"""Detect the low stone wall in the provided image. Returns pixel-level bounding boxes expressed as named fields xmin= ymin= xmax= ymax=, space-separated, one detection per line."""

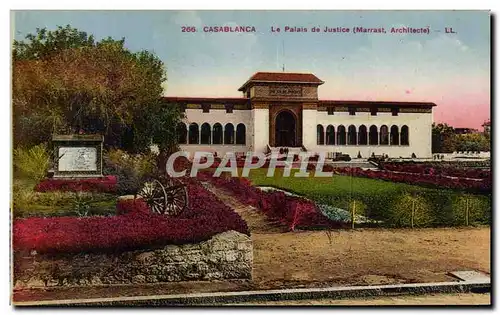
xmin=14 ymin=230 xmax=252 ymax=289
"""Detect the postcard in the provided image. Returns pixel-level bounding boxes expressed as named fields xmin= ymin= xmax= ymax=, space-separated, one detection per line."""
xmin=11 ymin=10 xmax=491 ymax=306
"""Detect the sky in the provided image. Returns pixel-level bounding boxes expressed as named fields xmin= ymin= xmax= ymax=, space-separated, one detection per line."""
xmin=12 ymin=10 xmax=491 ymax=129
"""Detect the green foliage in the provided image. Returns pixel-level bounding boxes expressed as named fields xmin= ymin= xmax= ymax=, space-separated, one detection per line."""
xmin=431 ymin=123 xmax=491 ymax=153
xmin=105 ymin=149 xmax=156 ymax=178
xmin=248 ymin=168 xmax=491 ymax=228
xmin=450 ymin=194 xmax=491 ymax=225
xmin=13 ymin=144 xmax=50 ymax=181
xmin=72 ymin=192 xmax=91 ymax=217
xmin=12 ymin=179 xmax=116 ymax=218
xmin=133 ymin=100 xmax=184 ymax=154
xmin=103 ymin=149 xmax=157 ymax=195
xmin=12 ymin=25 xmax=182 ymax=153
xmin=349 ymin=199 xmax=368 ymax=218
xmin=388 ymin=193 xmax=433 ymax=227
xmin=455 ymin=133 xmax=490 ymax=152
xmin=432 ymin=123 xmax=457 ymax=153
xmin=13 ymin=25 xmax=96 ymax=61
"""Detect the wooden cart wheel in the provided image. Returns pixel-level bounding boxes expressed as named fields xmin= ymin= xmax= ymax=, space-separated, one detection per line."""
xmin=138 ymin=179 xmax=167 ymax=214
xmin=163 ymin=177 xmax=188 ymax=216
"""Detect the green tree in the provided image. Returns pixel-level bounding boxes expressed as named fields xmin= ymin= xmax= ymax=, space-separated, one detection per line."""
xmin=432 ymin=123 xmax=457 ymax=153
xmin=134 ymin=100 xmax=184 ymax=172
xmin=13 ymin=25 xmax=96 ymax=61
xmin=456 ymin=133 xmax=490 ymax=152
xmin=13 ymin=25 xmax=183 ymax=163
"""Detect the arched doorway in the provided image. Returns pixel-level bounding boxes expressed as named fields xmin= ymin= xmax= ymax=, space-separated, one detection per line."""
xmin=275 ymin=110 xmax=296 ymax=147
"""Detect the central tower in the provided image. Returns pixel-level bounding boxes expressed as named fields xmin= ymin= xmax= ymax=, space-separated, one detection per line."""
xmin=238 ymin=72 xmax=324 ymax=150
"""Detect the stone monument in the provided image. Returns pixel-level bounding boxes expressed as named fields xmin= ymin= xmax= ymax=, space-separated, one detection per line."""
xmin=52 ymin=135 xmax=104 ymax=178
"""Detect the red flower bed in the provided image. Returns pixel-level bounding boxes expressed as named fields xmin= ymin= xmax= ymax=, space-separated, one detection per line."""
xmin=115 ymin=198 xmax=150 ymax=215
xmin=381 ymin=162 xmax=491 ymax=180
xmin=35 ymin=176 xmax=118 ymax=193
xmin=334 ymin=167 xmax=491 ymax=193
xmin=14 ymin=180 xmax=249 ymax=254
xmin=197 ymin=171 xmax=346 ymax=230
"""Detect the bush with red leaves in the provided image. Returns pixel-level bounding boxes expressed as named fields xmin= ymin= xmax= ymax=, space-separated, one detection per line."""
xmin=35 ymin=176 xmax=118 ymax=193
xmin=14 ymin=180 xmax=249 ymax=254
xmin=115 ymin=198 xmax=150 ymax=215
xmin=172 ymin=155 xmax=192 ymax=173
xmin=380 ymin=162 xmax=491 ymax=180
xmin=334 ymin=167 xmax=491 ymax=193
xmin=198 ymin=171 xmax=346 ymax=230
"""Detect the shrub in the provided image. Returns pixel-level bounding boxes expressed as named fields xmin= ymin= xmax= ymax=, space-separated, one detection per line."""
xmin=115 ymin=198 xmax=150 ymax=215
xmin=35 ymin=176 xmax=117 ymax=193
xmin=380 ymin=162 xmax=491 ymax=180
xmin=103 ymin=149 xmax=157 ymax=195
xmin=450 ymin=194 xmax=491 ymax=225
xmin=347 ymin=199 xmax=368 ymax=219
xmin=72 ymin=192 xmax=91 ymax=216
xmin=387 ymin=193 xmax=433 ymax=227
xmin=105 ymin=149 xmax=156 ymax=178
xmin=335 ymin=167 xmax=491 ymax=193
xmin=13 ymin=144 xmax=50 ymax=181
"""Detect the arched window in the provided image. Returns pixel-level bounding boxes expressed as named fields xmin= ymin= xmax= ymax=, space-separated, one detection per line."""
xmin=200 ymin=123 xmax=211 ymax=144
xmin=401 ymin=125 xmax=409 ymax=145
xmin=188 ymin=123 xmax=199 ymax=144
xmin=369 ymin=125 xmax=378 ymax=145
xmin=337 ymin=125 xmax=346 ymax=145
xmin=236 ymin=123 xmax=246 ymax=145
xmin=380 ymin=125 xmax=389 ymax=145
xmin=224 ymin=123 xmax=235 ymax=144
xmin=348 ymin=125 xmax=357 ymax=145
xmin=177 ymin=122 xmax=187 ymax=144
xmin=390 ymin=125 xmax=399 ymax=145
xmin=326 ymin=125 xmax=335 ymax=145
xmin=212 ymin=123 xmax=223 ymax=144
xmin=358 ymin=125 xmax=368 ymax=145
xmin=317 ymin=125 xmax=325 ymax=145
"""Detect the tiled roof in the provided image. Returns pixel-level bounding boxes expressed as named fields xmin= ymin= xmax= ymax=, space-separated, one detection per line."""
xmin=238 ymin=72 xmax=324 ymax=91
xmin=319 ymin=100 xmax=437 ymax=107
xmin=162 ymin=96 xmax=248 ymax=104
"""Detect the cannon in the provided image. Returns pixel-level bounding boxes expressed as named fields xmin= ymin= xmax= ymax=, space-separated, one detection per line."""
xmin=137 ymin=175 xmax=188 ymax=216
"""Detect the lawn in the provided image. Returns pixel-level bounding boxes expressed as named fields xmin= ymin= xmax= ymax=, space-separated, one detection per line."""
xmin=247 ymin=168 xmax=491 ymax=227
xmin=248 ymin=168 xmax=418 ymax=196
xmin=12 ymin=178 xmax=117 ymax=218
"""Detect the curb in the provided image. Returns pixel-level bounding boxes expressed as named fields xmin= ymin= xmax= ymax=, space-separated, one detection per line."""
xmin=14 ymin=280 xmax=490 ymax=306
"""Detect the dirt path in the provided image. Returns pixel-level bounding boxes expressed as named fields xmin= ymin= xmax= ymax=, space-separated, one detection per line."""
xmin=251 ymin=227 xmax=490 ymax=289
xmin=206 ymin=184 xmax=288 ymax=234
xmin=208 ymin=184 xmax=490 ymax=288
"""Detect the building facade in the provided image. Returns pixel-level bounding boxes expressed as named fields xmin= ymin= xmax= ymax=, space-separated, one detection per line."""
xmin=164 ymin=72 xmax=436 ymax=158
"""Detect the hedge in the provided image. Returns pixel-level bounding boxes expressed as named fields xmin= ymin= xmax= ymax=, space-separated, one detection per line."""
xmin=332 ymin=167 xmax=491 ymax=194
xmin=35 ymin=176 xmax=118 ymax=193
xmin=380 ymin=162 xmax=491 ymax=179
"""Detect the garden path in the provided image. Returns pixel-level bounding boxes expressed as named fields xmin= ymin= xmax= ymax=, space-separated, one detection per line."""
xmin=203 ymin=183 xmax=288 ymax=234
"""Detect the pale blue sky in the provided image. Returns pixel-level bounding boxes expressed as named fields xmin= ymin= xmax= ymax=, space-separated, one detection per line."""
xmin=12 ymin=10 xmax=491 ymax=128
